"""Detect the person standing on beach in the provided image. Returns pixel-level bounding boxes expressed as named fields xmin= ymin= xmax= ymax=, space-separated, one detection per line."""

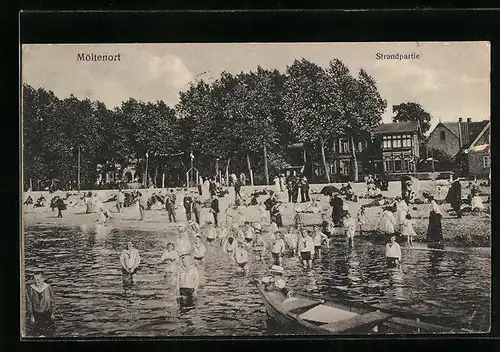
xmin=116 ymin=189 xmax=125 ymax=213
xmin=209 ymin=178 xmax=217 ymax=197
xmin=378 ymin=206 xmax=396 ymax=235
xmin=192 ymin=192 xmax=202 ymax=225
xmin=402 ymin=213 xmax=416 ymax=247
xmin=120 ymin=241 xmax=141 ymax=285
xmin=55 ymin=197 xmax=66 ymax=218
xmin=183 ymin=190 xmax=193 ymax=222
xmin=26 ymin=272 xmax=56 ymax=336
xmin=234 ymin=178 xmax=243 ymax=202
xmin=210 ymin=194 xmax=220 ymax=227
xmin=446 ymin=175 xmax=462 ymax=218
xmin=300 ymin=176 xmax=310 ymax=203
xmin=165 ymin=189 xmax=177 ymax=223
xmin=198 ymin=176 xmax=203 ymax=196
xmin=394 ymin=196 xmax=409 ymax=232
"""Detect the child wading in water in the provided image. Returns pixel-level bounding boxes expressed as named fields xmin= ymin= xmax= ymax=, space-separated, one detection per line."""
xmin=402 ymin=213 xmax=417 ymax=247
xmin=253 ymin=230 xmax=266 ymax=262
xmin=176 ymin=253 xmax=200 ymax=308
xmin=205 ymin=222 xmax=217 ymax=245
xmin=26 ymin=272 xmax=56 ymax=337
xmin=271 ymin=231 xmax=286 ymax=266
xmin=234 ymin=240 xmax=249 ymax=275
xmin=343 ymin=211 xmax=356 ymax=248
xmin=385 ymin=235 xmax=402 ymax=268
xmin=312 ymin=226 xmax=329 ymax=259
xmin=261 ymin=265 xmax=292 ymax=299
xmin=192 ymin=235 xmax=206 ymax=263
xmin=298 ymin=230 xmax=315 ymax=269
xmin=158 ymin=242 xmax=179 ymax=275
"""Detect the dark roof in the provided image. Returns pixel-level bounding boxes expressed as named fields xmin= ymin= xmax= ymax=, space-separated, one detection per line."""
xmin=374 ymin=121 xmax=420 ymax=135
xmin=440 ymin=122 xmax=460 ymax=138
xmin=465 ymin=120 xmax=489 ymax=148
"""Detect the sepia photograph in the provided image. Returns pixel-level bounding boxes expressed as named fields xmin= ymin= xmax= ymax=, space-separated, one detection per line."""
xmin=20 ymin=42 xmax=491 ymax=337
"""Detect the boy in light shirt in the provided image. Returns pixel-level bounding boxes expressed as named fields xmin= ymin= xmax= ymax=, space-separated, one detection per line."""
xmin=312 ymin=226 xmax=329 ymax=259
xmin=271 ymin=231 xmax=286 ymax=266
xmin=385 ymin=235 xmax=402 ymax=268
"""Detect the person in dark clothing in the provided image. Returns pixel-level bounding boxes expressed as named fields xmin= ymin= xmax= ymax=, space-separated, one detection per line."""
xmin=330 ymin=194 xmax=344 ymax=227
xmin=56 ymin=198 xmax=66 ymax=218
xmin=292 ymin=177 xmax=300 ymax=203
xmin=209 ymin=178 xmax=217 ymax=197
xmin=286 ymin=178 xmax=293 ymax=203
xmin=446 ymin=175 xmax=462 ymax=218
xmin=234 ymin=179 xmax=243 ymax=201
xmin=264 ymin=193 xmax=278 ymax=223
xmin=271 ymin=203 xmax=283 ymax=227
xmin=210 ymin=195 xmax=219 ymax=227
xmin=426 ymin=210 xmax=443 ymax=242
xmin=192 ymin=193 xmax=202 ymax=225
xmin=183 ymin=190 xmax=193 ymax=221
xmin=300 ymin=176 xmax=310 ymax=203
xmin=165 ymin=189 xmax=177 ymax=222
xmin=380 ymin=172 xmax=389 ymax=191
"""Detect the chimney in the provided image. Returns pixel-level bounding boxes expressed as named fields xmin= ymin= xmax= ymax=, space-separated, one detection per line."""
xmin=458 ymin=120 xmax=463 ymax=148
xmin=458 ymin=118 xmax=463 ymax=122
xmin=467 ymin=118 xmax=472 ymax=123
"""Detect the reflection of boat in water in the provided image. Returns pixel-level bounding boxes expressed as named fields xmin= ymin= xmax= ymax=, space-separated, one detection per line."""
xmin=256 ymin=283 xmax=458 ymax=334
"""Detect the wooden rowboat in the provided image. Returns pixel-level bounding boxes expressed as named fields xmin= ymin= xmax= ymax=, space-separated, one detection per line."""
xmin=256 ymin=283 xmax=457 ymax=334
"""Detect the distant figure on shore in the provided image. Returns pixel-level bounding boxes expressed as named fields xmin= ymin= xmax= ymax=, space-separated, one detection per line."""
xmin=446 ymin=175 xmax=462 ymax=218
xmin=137 ymin=192 xmax=146 ymax=221
xmin=209 ymin=178 xmax=217 ymax=197
xmin=192 ymin=193 xmax=202 ymax=225
xmin=378 ymin=207 xmax=396 ymax=235
xmin=198 ymin=176 xmax=203 ymax=195
xmin=176 ymin=253 xmax=199 ymax=308
xmin=165 ymin=189 xmax=177 ymax=223
xmin=55 ymin=197 xmax=67 ymax=218
xmin=300 ymin=176 xmax=310 ymax=203
xmin=26 ymin=271 xmax=56 ymax=337
xmin=183 ymin=190 xmax=193 ymax=222
xmin=385 ymin=235 xmax=401 ymax=268
xmin=120 ymin=242 xmax=141 ymax=285
xmin=240 ymin=173 xmax=246 ymax=186
xmin=271 ymin=202 xmax=283 ymax=228
xmin=34 ymin=195 xmax=46 ymax=208
xmin=234 ymin=178 xmax=243 ymax=201
xmin=279 ymin=174 xmax=286 ymax=192
xmin=210 ymin=194 xmax=220 ymax=227
xmin=116 ymin=190 xmax=125 ymax=213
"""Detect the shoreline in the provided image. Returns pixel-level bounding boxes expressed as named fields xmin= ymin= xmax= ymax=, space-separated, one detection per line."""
xmin=22 ymin=181 xmax=491 ymax=248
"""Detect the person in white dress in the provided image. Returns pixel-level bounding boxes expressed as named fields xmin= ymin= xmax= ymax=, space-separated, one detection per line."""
xmin=158 ymin=242 xmax=179 ymax=275
xmin=401 ymin=213 xmax=417 ymax=247
xmin=378 ymin=207 xmax=396 ymax=235
xmin=274 ymin=176 xmax=281 ymax=194
xmin=394 ymin=197 xmax=409 ymax=231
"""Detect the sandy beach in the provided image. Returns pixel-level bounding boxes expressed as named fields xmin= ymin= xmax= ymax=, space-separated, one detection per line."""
xmin=22 ymin=180 xmax=491 ymax=247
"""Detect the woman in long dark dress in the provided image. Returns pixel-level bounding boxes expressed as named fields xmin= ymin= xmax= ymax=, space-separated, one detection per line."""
xmin=426 ymin=210 xmax=443 ymax=243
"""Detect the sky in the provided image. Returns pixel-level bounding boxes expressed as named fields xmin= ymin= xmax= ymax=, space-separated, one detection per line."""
xmin=22 ymin=42 xmax=490 ymax=131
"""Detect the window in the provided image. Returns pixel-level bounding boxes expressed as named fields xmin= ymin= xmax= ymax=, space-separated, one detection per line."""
xmin=384 ymin=159 xmax=394 ymax=172
xmin=339 ymin=160 xmax=350 ymax=175
xmin=483 ymin=155 xmax=491 ymax=168
xmin=393 ymin=136 xmax=402 ymax=148
xmin=340 ymin=138 xmax=349 ymax=154
xmin=402 ymin=134 xmax=412 ymax=148
xmin=440 ymin=131 xmax=446 ymax=141
xmin=382 ymin=136 xmax=391 ymax=149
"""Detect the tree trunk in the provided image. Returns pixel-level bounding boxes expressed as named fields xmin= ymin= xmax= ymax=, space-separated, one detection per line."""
xmin=263 ymin=145 xmax=269 ymax=186
xmin=225 ymin=157 xmax=231 ymax=187
xmin=319 ymin=137 xmax=331 ymax=183
xmin=351 ymin=136 xmax=359 ymax=182
xmin=154 ymin=165 xmax=158 ymax=187
xmin=246 ymin=152 xmax=254 ymax=186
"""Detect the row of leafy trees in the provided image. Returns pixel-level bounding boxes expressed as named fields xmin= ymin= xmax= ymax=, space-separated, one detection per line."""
xmin=23 ymin=57 xmax=433 ymax=190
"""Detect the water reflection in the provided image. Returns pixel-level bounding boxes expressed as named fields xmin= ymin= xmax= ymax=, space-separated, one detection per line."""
xmin=22 ymin=225 xmax=490 ymax=336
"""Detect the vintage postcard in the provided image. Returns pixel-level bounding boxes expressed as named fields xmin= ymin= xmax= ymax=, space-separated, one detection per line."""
xmin=20 ymin=42 xmax=491 ymax=337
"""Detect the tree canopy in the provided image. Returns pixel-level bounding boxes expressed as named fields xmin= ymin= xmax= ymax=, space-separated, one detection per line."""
xmin=392 ymin=102 xmax=432 ymax=135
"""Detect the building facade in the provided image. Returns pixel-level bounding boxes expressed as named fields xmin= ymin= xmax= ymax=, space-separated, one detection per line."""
xmin=425 ymin=118 xmax=490 ymax=158
xmin=371 ymin=121 xmax=421 ymax=175
xmin=465 ymin=121 xmax=491 ymax=178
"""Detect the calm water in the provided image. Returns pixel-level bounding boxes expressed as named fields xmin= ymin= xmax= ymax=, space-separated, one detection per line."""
xmin=22 ymin=224 xmax=491 ymax=336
